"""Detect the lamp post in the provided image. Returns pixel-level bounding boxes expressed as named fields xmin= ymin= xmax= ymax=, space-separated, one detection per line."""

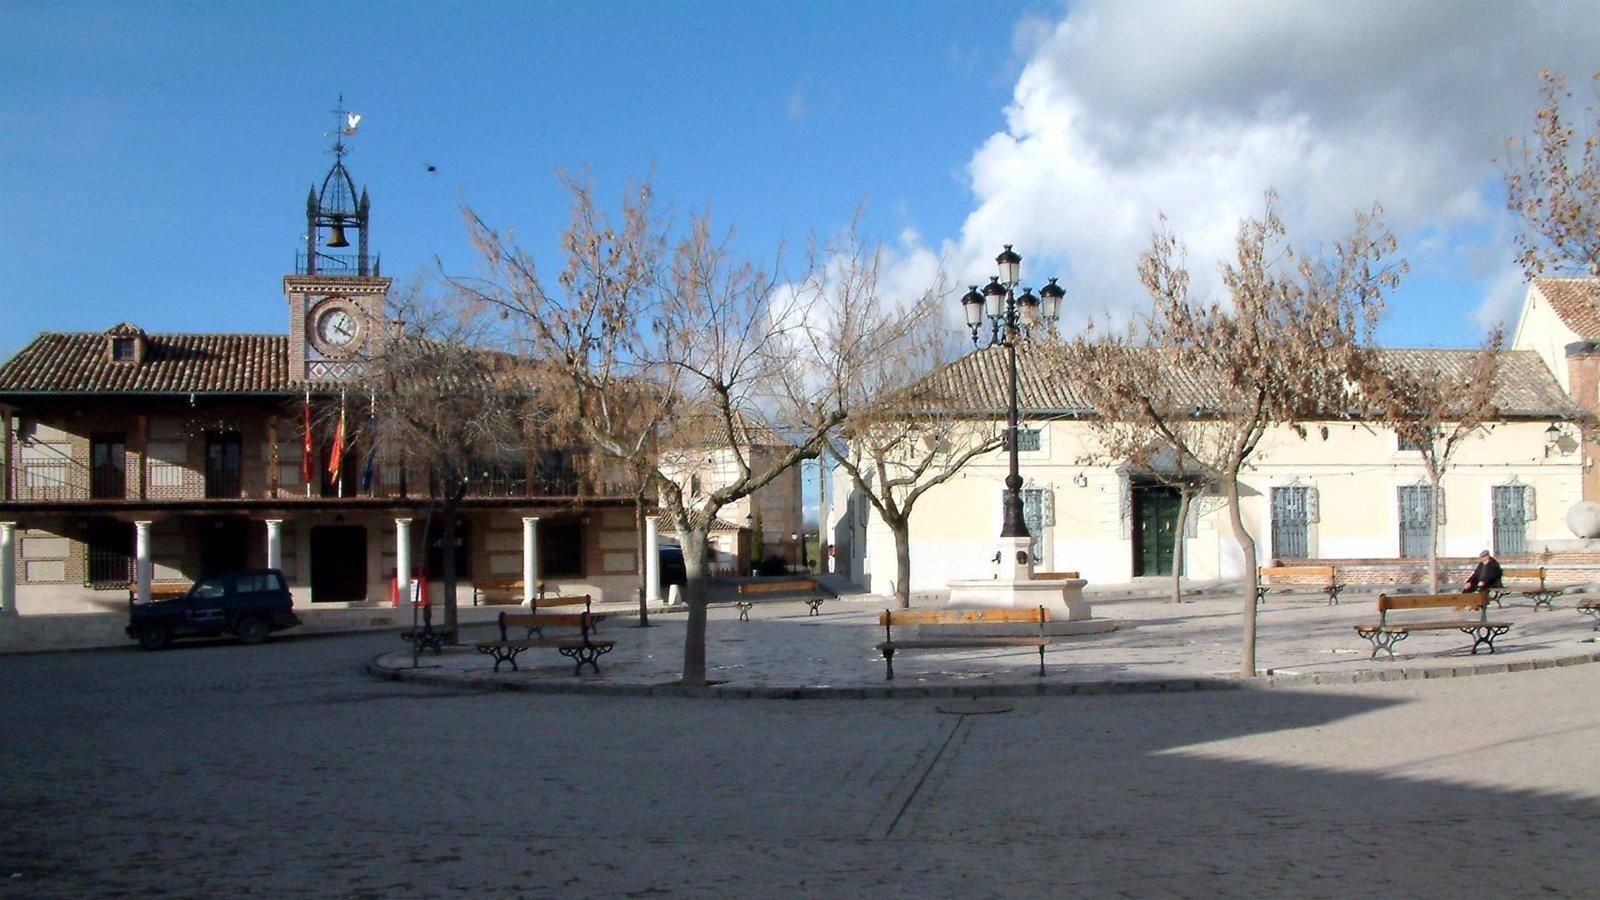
xmin=961 ymin=245 xmax=1064 ymax=543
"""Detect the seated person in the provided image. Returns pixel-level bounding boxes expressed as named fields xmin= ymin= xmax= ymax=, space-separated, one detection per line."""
xmin=1462 ymin=550 xmax=1503 ymax=594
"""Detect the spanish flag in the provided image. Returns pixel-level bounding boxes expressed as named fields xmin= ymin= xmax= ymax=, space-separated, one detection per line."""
xmin=328 ymin=404 xmax=347 ymax=479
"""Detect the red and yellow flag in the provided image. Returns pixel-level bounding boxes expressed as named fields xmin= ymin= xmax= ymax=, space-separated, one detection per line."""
xmin=327 ymin=404 xmax=347 ymax=479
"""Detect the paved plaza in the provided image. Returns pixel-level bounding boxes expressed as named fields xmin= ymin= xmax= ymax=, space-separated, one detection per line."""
xmin=373 ymin=588 xmax=1600 ymax=695
xmin=1 ymin=589 xmax=1597 ymax=897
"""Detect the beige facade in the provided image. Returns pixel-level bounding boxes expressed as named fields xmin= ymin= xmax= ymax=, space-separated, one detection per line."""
xmin=835 ymin=417 xmax=1579 ymax=595
xmin=660 ymin=442 xmax=804 ymax=572
xmin=1511 ymin=278 xmax=1600 ymax=499
xmin=834 ymin=279 xmax=1593 ymax=595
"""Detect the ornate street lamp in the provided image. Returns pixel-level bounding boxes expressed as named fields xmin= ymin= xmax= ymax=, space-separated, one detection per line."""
xmin=960 ymin=245 xmax=1064 ymax=542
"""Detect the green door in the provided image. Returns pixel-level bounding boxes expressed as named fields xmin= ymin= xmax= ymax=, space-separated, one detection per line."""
xmin=1133 ymin=485 xmax=1182 ymax=577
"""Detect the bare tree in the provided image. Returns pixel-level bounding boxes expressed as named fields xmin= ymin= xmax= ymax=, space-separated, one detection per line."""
xmin=458 ymin=175 xmax=852 ymax=685
xmin=808 ymin=229 xmax=1001 ymax=608
xmin=1502 ymin=70 xmax=1600 ymax=277
xmin=1352 ymin=341 xmax=1503 ymax=591
xmin=360 ymin=281 xmax=534 ymax=638
xmin=1067 ymin=194 xmax=1401 ymax=676
xmin=1049 ymin=349 xmax=1221 ymax=605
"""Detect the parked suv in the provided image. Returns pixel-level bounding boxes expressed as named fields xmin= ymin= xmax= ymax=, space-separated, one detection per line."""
xmin=127 ymin=568 xmax=301 ymax=650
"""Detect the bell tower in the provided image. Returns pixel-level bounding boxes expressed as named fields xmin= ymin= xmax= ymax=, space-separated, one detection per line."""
xmin=285 ymin=97 xmax=391 ymax=383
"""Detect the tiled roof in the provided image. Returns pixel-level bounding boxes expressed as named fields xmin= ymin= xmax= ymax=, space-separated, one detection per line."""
xmin=0 ymin=327 xmax=290 ymax=394
xmin=1373 ymin=348 xmax=1582 ymax=418
xmin=1533 ymin=277 xmax=1600 ymax=338
xmin=918 ymin=345 xmax=1581 ymax=420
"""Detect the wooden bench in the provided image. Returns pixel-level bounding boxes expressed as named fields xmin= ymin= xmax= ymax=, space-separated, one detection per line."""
xmin=531 ymin=593 xmax=605 ymax=631
xmin=1256 ymin=565 xmax=1344 ymax=605
xmin=1031 ymin=570 xmax=1080 ymax=580
xmin=471 ymin=577 xmax=525 ymax=606
xmin=876 ymin=606 xmax=1051 ymax=681
xmin=1354 ymin=593 xmax=1512 ymax=660
xmin=474 ymin=609 xmax=615 ymax=675
xmin=736 ymin=578 xmax=823 ymax=620
xmin=1488 ymin=567 xmax=1562 ymax=611
xmin=1577 ymin=597 xmax=1600 ymax=631
xmin=128 ymin=582 xmax=190 ymax=602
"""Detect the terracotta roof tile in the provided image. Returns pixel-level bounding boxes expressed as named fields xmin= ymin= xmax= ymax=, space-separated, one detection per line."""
xmin=0 ymin=328 xmax=290 ymax=394
xmin=918 ymin=345 xmax=1581 ymax=420
xmin=1533 ymin=277 xmax=1600 ymax=338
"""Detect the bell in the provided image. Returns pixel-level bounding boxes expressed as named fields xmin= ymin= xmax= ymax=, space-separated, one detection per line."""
xmin=326 ymin=224 xmax=350 ymax=248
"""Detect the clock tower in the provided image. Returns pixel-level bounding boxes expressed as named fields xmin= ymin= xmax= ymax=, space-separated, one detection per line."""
xmin=286 ymin=100 xmax=391 ymax=383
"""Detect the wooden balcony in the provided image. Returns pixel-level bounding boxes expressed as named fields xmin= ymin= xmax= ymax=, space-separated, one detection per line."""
xmin=4 ymin=458 xmax=632 ymax=505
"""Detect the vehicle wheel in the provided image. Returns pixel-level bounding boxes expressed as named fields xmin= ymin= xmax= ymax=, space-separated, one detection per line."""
xmin=235 ymin=617 xmax=270 ymax=645
xmin=137 ymin=623 xmax=170 ymax=651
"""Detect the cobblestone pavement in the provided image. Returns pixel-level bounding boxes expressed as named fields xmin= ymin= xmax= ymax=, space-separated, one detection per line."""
xmin=1 ymin=619 xmax=1597 ymax=898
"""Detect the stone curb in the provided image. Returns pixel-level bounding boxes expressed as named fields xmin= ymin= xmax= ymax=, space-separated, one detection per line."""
xmin=364 ymin=648 xmax=1600 ymax=700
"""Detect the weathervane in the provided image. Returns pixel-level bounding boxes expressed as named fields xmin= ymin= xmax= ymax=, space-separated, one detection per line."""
xmin=327 ymin=95 xmax=362 ymax=163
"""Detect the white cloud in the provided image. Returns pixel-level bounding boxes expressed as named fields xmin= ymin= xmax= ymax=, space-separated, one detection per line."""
xmin=921 ymin=0 xmax=1600 ymax=337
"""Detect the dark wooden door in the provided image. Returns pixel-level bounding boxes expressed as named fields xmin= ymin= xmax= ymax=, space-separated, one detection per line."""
xmin=310 ymin=525 xmax=368 ymax=602
xmin=1133 ymin=485 xmax=1181 ymax=577
xmin=199 ymin=518 xmax=250 ymax=576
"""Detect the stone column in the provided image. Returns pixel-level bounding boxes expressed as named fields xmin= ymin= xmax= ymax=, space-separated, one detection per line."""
xmin=0 ymin=522 xmax=17 ymax=616
xmin=522 ymin=516 xmax=539 ymax=607
xmin=819 ymin=463 xmax=832 ymax=574
xmin=135 ymin=520 xmax=152 ymax=605
xmin=645 ymin=515 xmax=661 ymax=604
xmin=395 ymin=518 xmax=412 ymax=607
xmin=265 ymin=519 xmax=283 ymax=571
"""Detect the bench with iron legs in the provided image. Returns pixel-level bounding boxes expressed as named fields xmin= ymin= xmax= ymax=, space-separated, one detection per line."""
xmin=474 ymin=609 xmax=615 ymax=675
xmin=876 ymin=606 xmax=1051 ymax=681
xmin=1487 ymin=567 xmax=1562 ymax=611
xmin=1354 ymin=592 xmax=1512 ymax=660
xmin=1256 ymin=565 xmax=1344 ymax=605
xmin=736 ymin=579 xmax=823 ymax=620
xmin=1578 ymin=598 xmax=1600 ymax=631
xmin=400 ymin=614 xmax=453 ymax=655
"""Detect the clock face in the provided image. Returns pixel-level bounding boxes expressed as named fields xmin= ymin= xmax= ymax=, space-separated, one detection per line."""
xmin=317 ymin=308 xmax=357 ymax=348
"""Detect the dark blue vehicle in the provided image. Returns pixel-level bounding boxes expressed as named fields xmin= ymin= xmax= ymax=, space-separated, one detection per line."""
xmin=127 ymin=568 xmax=301 ymax=650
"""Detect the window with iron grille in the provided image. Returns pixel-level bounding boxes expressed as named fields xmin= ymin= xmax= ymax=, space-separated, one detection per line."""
xmin=1492 ymin=485 xmax=1528 ymax=556
xmin=1021 ymin=487 xmax=1053 ymax=560
xmin=1004 ymin=428 xmax=1042 ymax=452
xmin=1271 ymin=486 xmax=1310 ymax=559
xmin=1397 ymin=484 xmax=1433 ymax=558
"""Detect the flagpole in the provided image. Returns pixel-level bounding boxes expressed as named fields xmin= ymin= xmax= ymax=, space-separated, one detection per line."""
xmin=304 ymin=388 xmax=312 ymax=498
xmin=337 ymin=390 xmax=346 ymax=499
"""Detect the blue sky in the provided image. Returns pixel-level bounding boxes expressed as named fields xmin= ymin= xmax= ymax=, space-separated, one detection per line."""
xmin=3 ymin=0 xmax=1597 ymax=366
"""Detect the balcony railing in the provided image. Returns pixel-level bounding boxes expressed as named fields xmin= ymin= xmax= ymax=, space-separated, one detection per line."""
xmin=294 ymin=251 xmax=381 ymax=277
xmin=7 ymin=459 xmax=629 ymax=503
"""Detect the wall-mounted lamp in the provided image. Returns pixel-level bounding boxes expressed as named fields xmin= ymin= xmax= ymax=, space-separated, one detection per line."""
xmin=1545 ymin=422 xmax=1562 ymax=457
xmin=1072 ymin=473 xmax=1089 ymax=488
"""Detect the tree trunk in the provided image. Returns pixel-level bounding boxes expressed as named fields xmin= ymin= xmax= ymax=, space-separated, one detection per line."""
xmin=440 ymin=498 xmax=459 ymax=642
xmin=678 ymin=523 xmax=713 ymax=685
xmin=1170 ymin=489 xmax=1191 ymax=604
xmin=1223 ymin=474 xmax=1258 ymax=676
xmin=891 ymin=516 xmax=912 ymax=609
xmin=1427 ymin=468 xmax=1442 ymax=593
